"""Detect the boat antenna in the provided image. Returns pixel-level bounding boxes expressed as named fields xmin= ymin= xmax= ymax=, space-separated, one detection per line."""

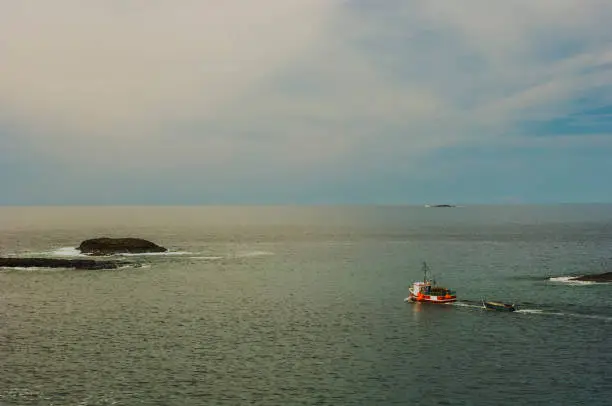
xmin=422 ymin=261 xmax=429 ymax=282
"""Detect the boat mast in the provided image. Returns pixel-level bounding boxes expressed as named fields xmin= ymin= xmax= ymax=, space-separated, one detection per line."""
xmin=422 ymin=261 xmax=429 ymax=283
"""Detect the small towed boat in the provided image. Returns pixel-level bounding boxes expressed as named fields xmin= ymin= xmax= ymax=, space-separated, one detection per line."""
xmin=482 ymin=300 xmax=517 ymax=312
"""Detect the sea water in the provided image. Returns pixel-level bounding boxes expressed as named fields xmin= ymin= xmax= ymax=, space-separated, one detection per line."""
xmin=1 ymin=205 xmax=611 ymax=405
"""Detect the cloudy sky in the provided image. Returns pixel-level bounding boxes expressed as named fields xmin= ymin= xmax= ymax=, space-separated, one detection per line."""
xmin=1 ymin=0 xmax=612 ymax=205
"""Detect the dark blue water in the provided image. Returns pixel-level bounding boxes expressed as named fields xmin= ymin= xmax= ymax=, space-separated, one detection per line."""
xmin=1 ymin=206 xmax=611 ymax=405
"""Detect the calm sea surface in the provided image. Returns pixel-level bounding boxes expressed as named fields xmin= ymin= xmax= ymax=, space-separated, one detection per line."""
xmin=1 ymin=205 xmax=611 ymax=405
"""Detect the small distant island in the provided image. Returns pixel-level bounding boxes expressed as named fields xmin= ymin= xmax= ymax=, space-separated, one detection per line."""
xmin=425 ymin=204 xmax=456 ymax=208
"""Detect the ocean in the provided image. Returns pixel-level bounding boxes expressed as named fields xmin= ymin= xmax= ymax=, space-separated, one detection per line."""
xmin=1 ymin=205 xmax=611 ymax=405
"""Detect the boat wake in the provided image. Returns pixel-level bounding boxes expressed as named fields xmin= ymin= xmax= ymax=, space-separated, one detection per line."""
xmin=514 ymin=308 xmax=543 ymax=314
xmin=451 ymin=300 xmax=612 ymax=322
xmin=453 ymin=301 xmax=483 ymax=309
xmin=517 ymin=309 xmax=612 ymax=322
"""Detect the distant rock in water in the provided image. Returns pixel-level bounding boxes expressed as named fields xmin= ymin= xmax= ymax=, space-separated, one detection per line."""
xmin=572 ymin=272 xmax=612 ymax=282
xmin=78 ymin=237 xmax=167 ymax=256
xmin=0 ymin=257 xmax=131 ymax=270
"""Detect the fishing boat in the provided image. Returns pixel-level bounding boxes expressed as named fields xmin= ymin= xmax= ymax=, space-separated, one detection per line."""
xmin=405 ymin=262 xmax=457 ymax=304
xmin=482 ymin=300 xmax=517 ymax=312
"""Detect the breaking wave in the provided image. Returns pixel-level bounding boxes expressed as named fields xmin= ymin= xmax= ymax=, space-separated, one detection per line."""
xmin=51 ymin=247 xmax=87 ymax=257
xmin=548 ymin=276 xmax=598 ymax=285
xmin=19 ymin=247 xmax=193 ymax=258
xmin=5 ymin=246 xmax=275 ymax=261
xmin=0 ymin=266 xmax=64 ymax=272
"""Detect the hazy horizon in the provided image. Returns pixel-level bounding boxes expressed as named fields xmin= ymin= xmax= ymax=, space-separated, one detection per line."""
xmin=2 ymin=202 xmax=612 ymax=207
xmin=2 ymin=201 xmax=612 ymax=207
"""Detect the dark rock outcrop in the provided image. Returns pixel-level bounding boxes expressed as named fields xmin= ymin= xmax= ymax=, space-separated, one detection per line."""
xmin=572 ymin=272 xmax=612 ymax=282
xmin=77 ymin=237 xmax=167 ymax=256
xmin=0 ymin=257 xmax=131 ymax=270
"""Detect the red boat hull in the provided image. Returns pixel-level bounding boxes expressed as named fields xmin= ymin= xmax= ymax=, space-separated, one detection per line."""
xmin=407 ymin=294 xmax=457 ymax=303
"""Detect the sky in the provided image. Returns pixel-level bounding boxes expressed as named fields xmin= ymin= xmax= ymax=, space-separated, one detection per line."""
xmin=1 ymin=0 xmax=612 ymax=205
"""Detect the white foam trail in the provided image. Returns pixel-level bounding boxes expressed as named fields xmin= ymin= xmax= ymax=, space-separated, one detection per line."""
xmin=116 ymin=264 xmax=149 ymax=270
xmin=517 ymin=309 xmax=612 ymax=322
xmin=515 ymin=309 xmax=544 ymax=314
xmin=118 ymin=251 xmax=192 ymax=257
xmin=565 ymin=313 xmax=612 ymax=321
xmin=416 ymin=299 xmax=612 ymax=322
xmin=548 ymin=276 xmax=597 ymax=285
xmin=234 ymin=250 xmax=275 ymax=258
xmin=0 ymin=247 xmax=83 ymax=257
xmin=453 ymin=302 xmax=484 ymax=309
xmin=26 ymin=247 xmax=88 ymax=257
xmin=2 ymin=264 xmax=147 ymax=271
xmin=549 ymin=276 xmax=574 ymax=282
xmin=51 ymin=247 xmax=85 ymax=257
xmin=190 ymin=256 xmax=224 ymax=260
xmin=0 ymin=266 xmax=65 ymax=271
xmin=41 ymin=247 xmax=193 ymax=257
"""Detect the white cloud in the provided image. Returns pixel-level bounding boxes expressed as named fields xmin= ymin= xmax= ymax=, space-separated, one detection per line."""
xmin=413 ymin=0 xmax=612 ymax=124
xmin=0 ymin=1 xmax=334 ymax=137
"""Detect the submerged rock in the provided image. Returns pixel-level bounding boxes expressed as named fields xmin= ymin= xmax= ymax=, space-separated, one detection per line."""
xmin=0 ymin=257 xmax=130 ymax=270
xmin=572 ymin=271 xmax=612 ymax=282
xmin=77 ymin=237 xmax=167 ymax=256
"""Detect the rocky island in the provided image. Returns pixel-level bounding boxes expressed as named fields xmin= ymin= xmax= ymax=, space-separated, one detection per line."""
xmin=571 ymin=271 xmax=612 ymax=283
xmin=0 ymin=257 xmax=132 ymax=270
xmin=78 ymin=237 xmax=167 ymax=256
xmin=0 ymin=238 xmax=166 ymax=270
